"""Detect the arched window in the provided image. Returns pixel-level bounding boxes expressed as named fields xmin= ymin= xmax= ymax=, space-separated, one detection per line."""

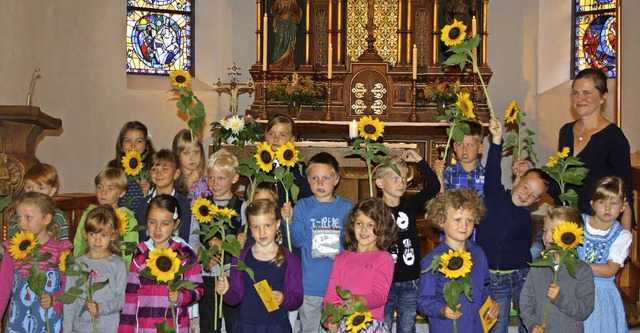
xmin=126 ymin=0 xmax=194 ymax=75
xmin=572 ymin=0 xmax=617 ymax=78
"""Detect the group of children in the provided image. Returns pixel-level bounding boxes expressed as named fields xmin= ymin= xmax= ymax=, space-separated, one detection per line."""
xmin=0 ymin=115 xmax=632 ymax=333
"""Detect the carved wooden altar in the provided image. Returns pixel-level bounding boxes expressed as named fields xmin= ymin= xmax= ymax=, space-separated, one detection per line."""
xmin=248 ymin=0 xmax=492 ymax=123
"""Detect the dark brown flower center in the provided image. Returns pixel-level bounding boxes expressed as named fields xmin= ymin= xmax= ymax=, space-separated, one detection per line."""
xmin=128 ymin=158 xmax=139 ymax=169
xmin=283 ymin=149 xmax=294 ymax=161
xmin=449 ymin=27 xmax=461 ymax=40
xmin=352 ymin=314 xmax=366 ymax=326
xmin=19 ymin=240 xmax=31 ymax=251
xmin=260 ymin=151 xmax=272 ymax=164
xmin=157 ymin=256 xmax=173 ymax=272
xmin=447 ymin=257 xmax=463 ymax=270
xmin=176 ymin=75 xmax=186 ymax=83
xmin=561 ymin=232 xmax=576 ymax=246
xmin=199 ymin=205 xmax=210 ymax=217
xmin=364 ymin=124 xmax=376 ymax=135
xmin=508 ymin=107 xmax=517 ymax=118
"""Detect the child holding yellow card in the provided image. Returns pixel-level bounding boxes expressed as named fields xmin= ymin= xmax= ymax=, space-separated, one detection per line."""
xmin=215 ymin=199 xmax=303 ymax=332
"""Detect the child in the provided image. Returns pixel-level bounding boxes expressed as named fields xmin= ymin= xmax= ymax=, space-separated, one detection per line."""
xmin=0 ymin=192 xmax=73 ymax=332
xmin=134 ymin=149 xmax=193 ymax=247
xmin=8 ymin=163 xmax=68 ymax=241
xmin=73 ymin=167 xmax=139 ymax=265
xmin=215 ymin=199 xmax=303 ymax=332
xmin=198 ymin=148 xmax=246 ymax=333
xmin=324 ymin=197 xmax=397 ymax=333
xmin=173 ymin=129 xmax=211 ymax=202
xmin=475 ymin=118 xmax=552 ymax=333
xmin=63 ymin=206 xmax=128 ymax=333
xmin=119 ymin=195 xmax=204 ymax=332
xmin=520 ymin=206 xmax=595 ymax=333
xmin=375 ymin=150 xmax=440 ymax=333
xmin=579 ymin=176 xmax=632 ymax=333
xmin=289 ymin=152 xmax=353 ymax=333
xmin=417 ymin=189 xmax=499 ymax=333
xmin=440 ymin=120 xmax=486 ymax=196
xmin=264 ymin=113 xmax=313 ymax=207
xmin=108 ymin=121 xmax=157 ymax=212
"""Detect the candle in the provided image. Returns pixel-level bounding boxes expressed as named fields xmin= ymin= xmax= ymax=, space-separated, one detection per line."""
xmin=472 ymin=16 xmax=477 ymax=37
xmin=328 ymin=43 xmax=333 ymax=79
xmin=349 ymin=119 xmax=358 ymax=138
xmin=412 ymin=44 xmax=417 ymax=80
xmin=263 ymin=14 xmax=268 ymax=72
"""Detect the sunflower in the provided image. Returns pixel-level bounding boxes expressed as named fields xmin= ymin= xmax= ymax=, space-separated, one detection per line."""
xmin=217 ymin=207 xmax=238 ymax=220
xmin=358 ymin=116 xmax=384 ymax=141
xmin=170 ymin=70 xmax=192 ymax=88
xmin=552 ymin=221 xmax=583 ymax=250
xmin=254 ymin=142 xmax=275 ymax=172
xmin=557 ymin=146 xmax=570 ymax=159
xmin=115 ymin=208 xmax=130 ymax=237
xmin=146 ymin=247 xmax=181 ymax=283
xmin=545 ymin=155 xmax=559 ymax=168
xmin=275 ymin=141 xmax=299 ymax=168
xmin=438 ymin=249 xmax=473 ymax=279
xmin=441 ymin=19 xmax=467 ymax=47
xmin=9 ymin=230 xmax=38 ymax=260
xmin=192 ymin=198 xmax=217 ymax=224
xmin=505 ymin=100 xmax=520 ymax=124
xmin=345 ymin=311 xmax=373 ymax=333
xmin=58 ymin=250 xmax=71 ymax=274
xmin=456 ymin=92 xmax=475 ymax=119
xmin=121 ymin=150 xmax=143 ymax=176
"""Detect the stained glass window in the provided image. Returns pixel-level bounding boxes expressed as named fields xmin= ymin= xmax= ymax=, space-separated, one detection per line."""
xmin=572 ymin=0 xmax=617 ymax=78
xmin=126 ymin=0 xmax=193 ymax=75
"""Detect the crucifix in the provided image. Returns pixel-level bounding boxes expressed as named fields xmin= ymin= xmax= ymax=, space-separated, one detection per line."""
xmin=214 ymin=62 xmax=255 ymax=115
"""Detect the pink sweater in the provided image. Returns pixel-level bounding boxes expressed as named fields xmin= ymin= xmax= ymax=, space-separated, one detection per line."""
xmin=323 ymin=250 xmax=394 ymax=321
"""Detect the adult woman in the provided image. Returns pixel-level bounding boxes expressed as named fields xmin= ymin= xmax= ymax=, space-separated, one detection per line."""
xmin=558 ymin=68 xmax=633 ymax=229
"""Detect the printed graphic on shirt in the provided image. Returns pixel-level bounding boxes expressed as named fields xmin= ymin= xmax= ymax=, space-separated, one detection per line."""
xmin=396 ymin=211 xmax=409 ymax=231
xmin=402 ymin=238 xmax=415 ymax=266
xmin=312 ymin=230 xmax=340 ymax=258
xmin=390 ymin=244 xmax=399 ymax=263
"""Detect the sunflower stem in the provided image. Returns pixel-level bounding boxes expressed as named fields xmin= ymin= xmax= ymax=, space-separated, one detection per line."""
xmin=442 ymin=123 xmax=457 ymax=174
xmin=170 ymin=302 xmax=176 ymax=330
xmin=366 ymin=145 xmax=374 ymax=198
xmin=516 ymin=116 xmax=522 ymax=161
xmin=84 ymin=277 xmax=98 ymax=333
xmin=541 ymin=260 xmax=560 ymax=328
xmin=470 ymin=54 xmax=495 ymax=119
xmin=218 ymin=228 xmax=226 ymax=319
xmin=453 ymin=318 xmax=458 ymax=333
xmin=283 ymin=180 xmax=293 ymax=252
xmin=46 ymin=312 xmax=50 ymax=333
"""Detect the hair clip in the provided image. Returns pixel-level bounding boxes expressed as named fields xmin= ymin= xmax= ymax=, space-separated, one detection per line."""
xmin=173 ymin=207 xmax=179 ymax=220
xmin=147 ymin=131 xmax=152 ymax=140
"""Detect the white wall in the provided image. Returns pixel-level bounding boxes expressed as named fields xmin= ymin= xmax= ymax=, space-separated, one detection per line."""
xmin=1 ymin=1 xmax=637 ymax=192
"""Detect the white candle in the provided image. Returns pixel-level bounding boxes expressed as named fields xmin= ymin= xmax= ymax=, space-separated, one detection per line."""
xmin=349 ymin=119 xmax=358 ymax=138
xmin=472 ymin=16 xmax=477 ymax=37
xmin=263 ymin=14 xmax=268 ymax=72
xmin=412 ymin=44 xmax=417 ymax=80
xmin=328 ymin=43 xmax=333 ymax=79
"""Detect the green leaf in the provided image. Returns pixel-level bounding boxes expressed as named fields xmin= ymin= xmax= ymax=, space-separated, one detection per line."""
xmin=222 ymin=236 xmax=241 ymax=258
xmin=26 ymin=269 xmax=47 ymax=297
xmin=235 ymin=261 xmax=255 ymax=282
xmin=197 ymin=248 xmax=213 ymax=272
xmin=559 ymin=190 xmax=579 ymax=208
xmin=443 ymin=53 xmax=470 ymax=69
xmin=451 ymin=127 xmax=465 ymax=142
xmin=155 ymin=320 xmax=176 ymax=333
xmin=336 ymin=286 xmax=352 ymax=300
xmin=564 ymin=167 xmax=589 ymax=185
xmin=529 ymin=255 xmax=554 ymax=268
xmin=89 ymin=279 xmax=110 ymax=295
xmin=0 ymin=194 xmax=12 ymax=213
xmin=169 ymin=279 xmax=197 ymax=291
xmin=57 ymin=286 xmax=86 ymax=304
xmin=422 ymin=254 xmax=442 ymax=274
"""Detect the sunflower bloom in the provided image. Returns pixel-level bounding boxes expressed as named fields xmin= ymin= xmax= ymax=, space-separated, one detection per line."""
xmin=58 ymin=250 xmax=71 ymax=273
xmin=192 ymin=198 xmax=217 ymax=224
xmin=545 ymin=155 xmax=559 ymax=168
xmin=553 ymin=222 xmax=583 ymax=250
xmin=456 ymin=92 xmax=475 ymax=119
xmin=275 ymin=142 xmax=299 ymax=168
xmin=217 ymin=207 xmax=238 ymax=220
xmin=9 ymin=230 xmax=38 ymax=260
xmin=505 ymin=100 xmax=520 ymax=124
xmin=146 ymin=247 xmax=181 ymax=283
xmin=438 ymin=249 xmax=473 ymax=279
xmin=255 ymin=142 xmax=275 ymax=172
xmin=345 ymin=311 xmax=373 ymax=333
xmin=557 ymin=147 xmax=570 ymax=159
xmin=115 ymin=208 xmax=130 ymax=237
xmin=358 ymin=116 xmax=384 ymax=141
xmin=441 ymin=19 xmax=467 ymax=46
xmin=170 ymin=70 xmax=192 ymax=88
xmin=121 ymin=150 xmax=143 ymax=176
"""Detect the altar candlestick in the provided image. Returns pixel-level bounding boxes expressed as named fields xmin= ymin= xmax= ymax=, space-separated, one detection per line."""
xmin=263 ymin=14 xmax=268 ymax=72
xmin=349 ymin=119 xmax=358 ymax=138
xmin=328 ymin=43 xmax=333 ymax=79
xmin=412 ymin=44 xmax=417 ymax=80
xmin=472 ymin=16 xmax=477 ymax=73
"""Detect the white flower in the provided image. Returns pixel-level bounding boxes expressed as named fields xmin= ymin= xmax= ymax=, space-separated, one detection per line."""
xmin=226 ymin=116 xmax=245 ymax=135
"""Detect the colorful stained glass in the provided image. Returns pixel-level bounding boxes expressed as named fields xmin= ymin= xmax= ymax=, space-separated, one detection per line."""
xmin=126 ymin=1 xmax=192 ymax=75
xmin=128 ymin=0 xmax=191 ymax=11
xmin=573 ymin=0 xmax=617 ymax=78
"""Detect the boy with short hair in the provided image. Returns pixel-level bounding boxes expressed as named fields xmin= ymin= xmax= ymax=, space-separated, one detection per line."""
xmin=441 ymin=120 xmax=486 ymax=196
xmin=289 ymin=152 xmax=353 ymax=333
xmin=198 ymin=148 xmax=245 ymax=333
xmin=376 ymin=150 xmax=440 ymax=333
xmin=9 ymin=163 xmax=68 ymax=240
xmin=73 ymin=167 xmax=139 ymax=264
xmin=475 ymin=118 xmax=552 ymax=333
